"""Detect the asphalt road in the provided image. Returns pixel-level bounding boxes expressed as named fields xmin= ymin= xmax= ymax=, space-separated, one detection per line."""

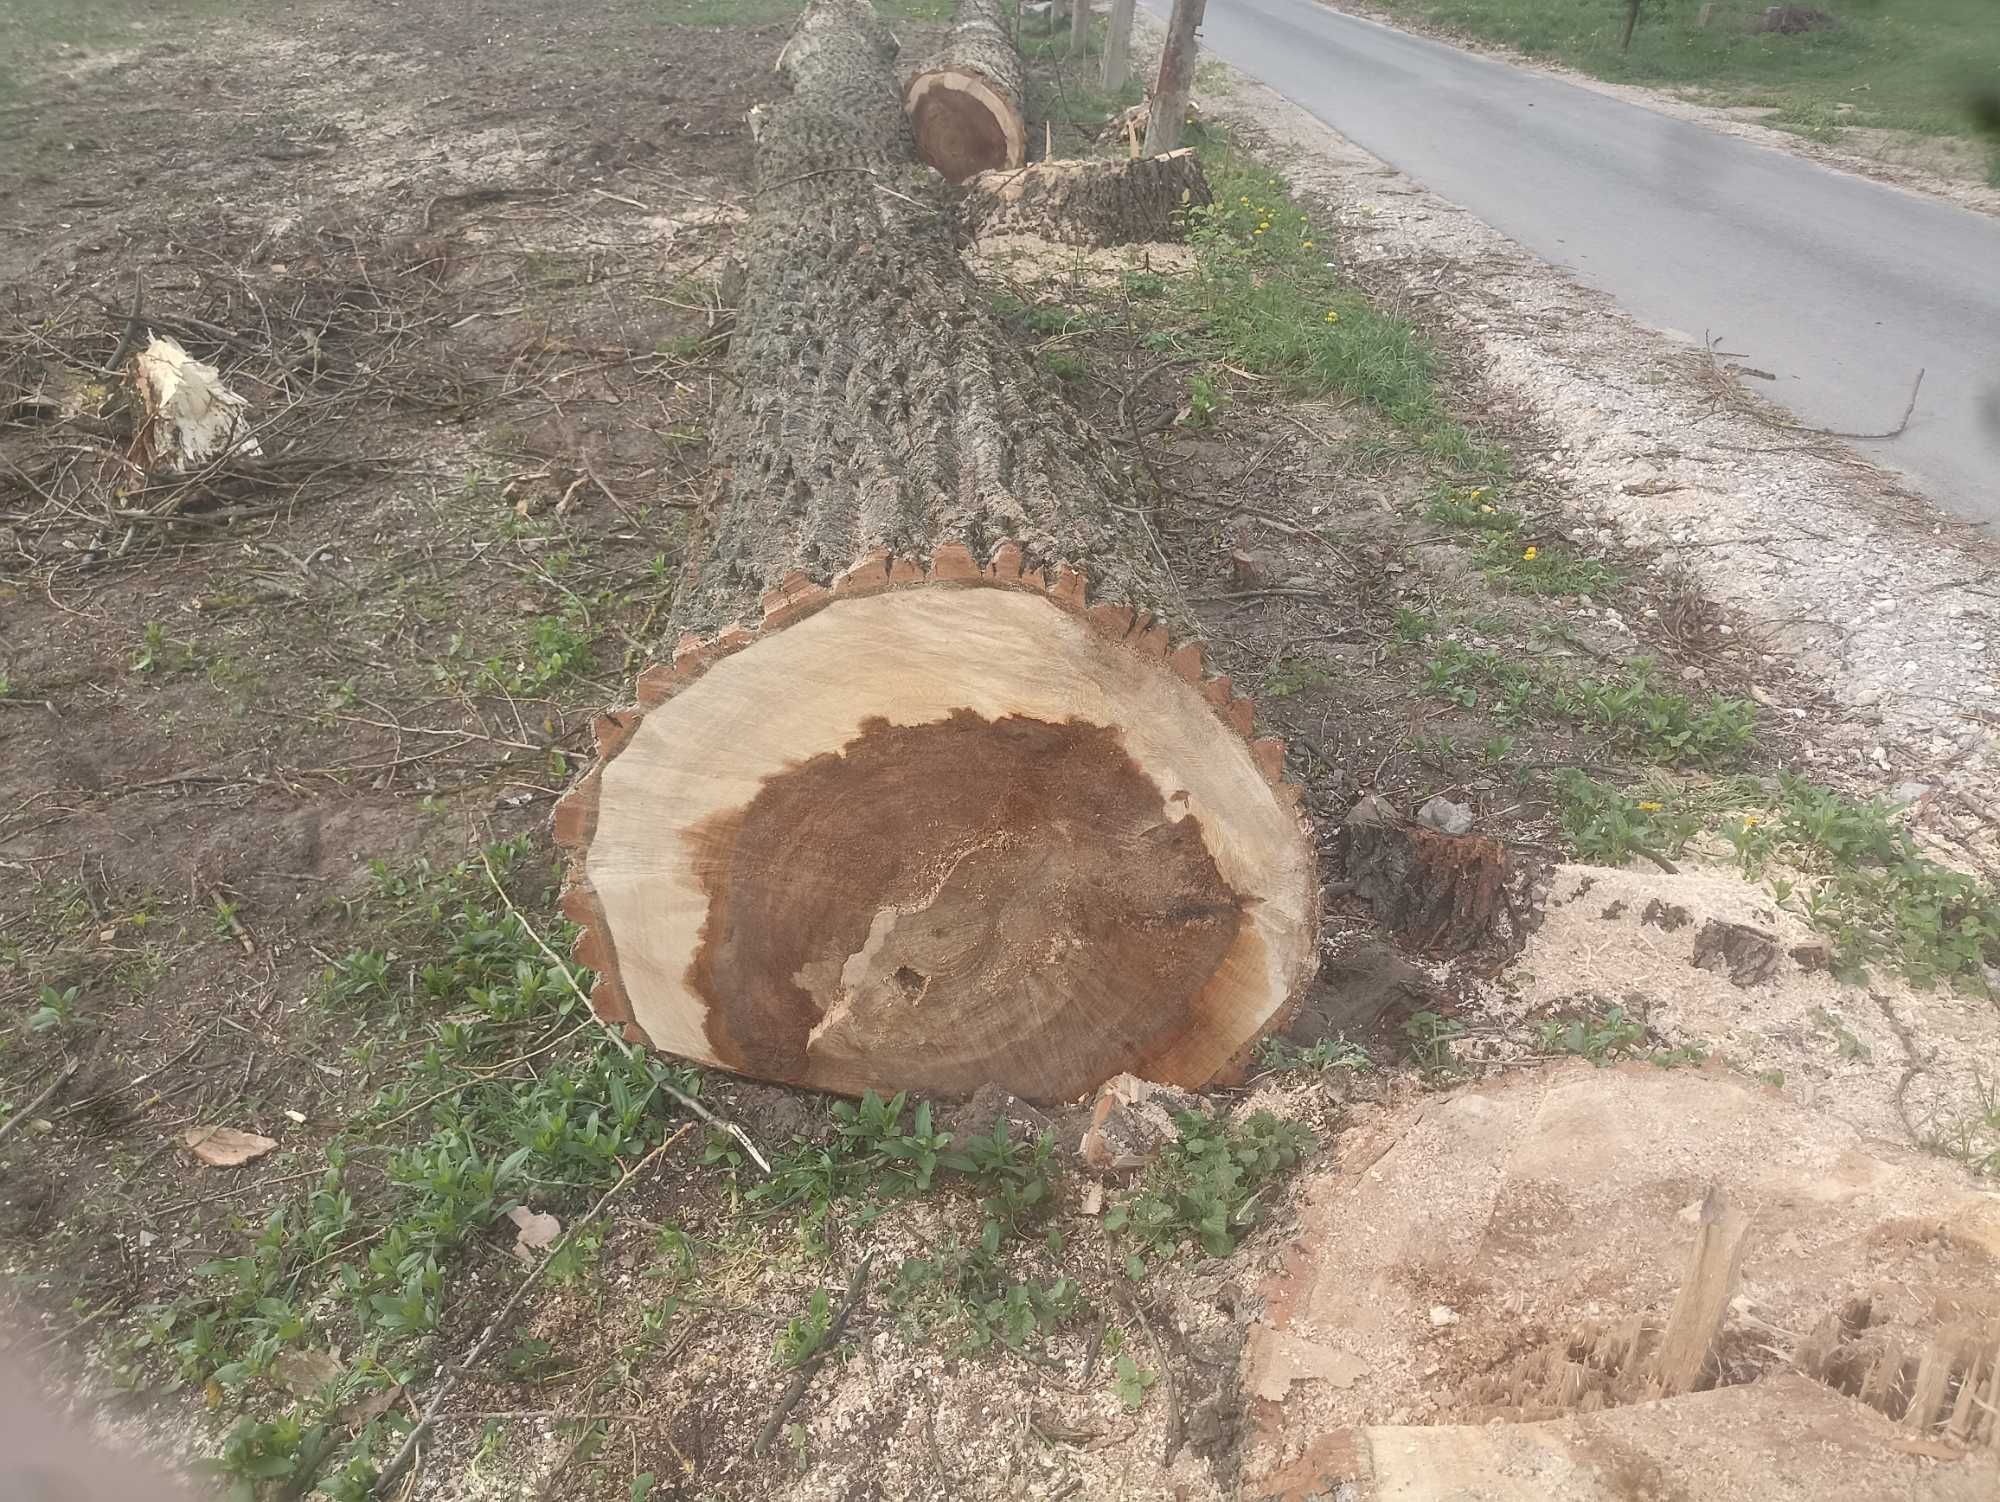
xmin=1147 ymin=0 xmax=2000 ymax=525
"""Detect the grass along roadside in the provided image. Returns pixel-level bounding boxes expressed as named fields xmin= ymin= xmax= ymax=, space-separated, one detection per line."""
xmin=1172 ymin=128 xmax=1508 ymax=475
xmin=1354 ymin=0 xmax=2000 ymax=180
xmin=1556 ymin=770 xmax=2000 ymax=994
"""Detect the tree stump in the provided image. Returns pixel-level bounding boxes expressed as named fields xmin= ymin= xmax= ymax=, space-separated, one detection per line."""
xmin=904 ymin=0 xmax=1026 ymax=182
xmin=1344 ymin=795 xmax=1510 ymax=954
xmin=555 ymin=0 xmax=1318 ymax=1106
xmin=960 ymin=148 xmax=1212 ymax=246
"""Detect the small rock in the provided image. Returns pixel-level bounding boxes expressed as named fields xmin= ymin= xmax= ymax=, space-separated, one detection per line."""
xmin=1888 ymin=781 xmax=1931 ymax=807
xmin=1416 ymin=795 xmax=1473 ymax=836
xmin=1429 ymin=1305 xmax=1459 ymax=1327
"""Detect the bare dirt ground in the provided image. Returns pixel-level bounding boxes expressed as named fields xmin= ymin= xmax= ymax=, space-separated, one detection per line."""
xmin=2 ymin=2 xmax=1997 ymax=1500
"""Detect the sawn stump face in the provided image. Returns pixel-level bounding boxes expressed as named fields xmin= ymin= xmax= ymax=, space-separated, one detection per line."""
xmin=692 ymin=710 xmax=1248 ymax=1098
xmin=570 ymin=582 xmax=1317 ymax=1104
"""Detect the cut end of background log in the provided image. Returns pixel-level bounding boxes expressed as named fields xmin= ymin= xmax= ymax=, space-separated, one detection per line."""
xmin=904 ymin=0 xmax=1025 ymax=181
xmin=555 ymin=546 xmax=1318 ymax=1105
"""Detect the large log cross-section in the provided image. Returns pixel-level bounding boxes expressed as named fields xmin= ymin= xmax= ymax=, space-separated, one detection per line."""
xmin=555 ymin=0 xmax=1318 ymax=1106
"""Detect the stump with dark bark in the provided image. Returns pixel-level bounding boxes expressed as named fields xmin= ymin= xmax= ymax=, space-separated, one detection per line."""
xmin=961 ymin=148 xmax=1212 ymax=246
xmin=904 ymin=0 xmax=1026 ymax=182
xmin=1344 ymin=795 xmax=1511 ymax=954
xmin=555 ymin=0 xmax=1318 ymax=1107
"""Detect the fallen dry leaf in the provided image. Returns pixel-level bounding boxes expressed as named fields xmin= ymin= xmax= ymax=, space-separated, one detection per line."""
xmin=183 ymin=1126 xmax=278 ymax=1167
xmin=507 ymin=1205 xmax=562 ymax=1262
xmin=338 ymin=1383 xmax=403 ymax=1430
xmin=272 ymin=1347 xmax=344 ymax=1397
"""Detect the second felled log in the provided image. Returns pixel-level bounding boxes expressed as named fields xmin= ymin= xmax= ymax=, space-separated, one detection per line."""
xmin=904 ymin=0 xmax=1026 ymax=181
xmin=961 ymin=148 xmax=1213 ymax=246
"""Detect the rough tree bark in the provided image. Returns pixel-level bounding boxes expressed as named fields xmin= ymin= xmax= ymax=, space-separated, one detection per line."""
xmin=555 ymin=0 xmax=1318 ymax=1107
xmin=1144 ymin=0 xmax=1207 ymax=156
xmin=904 ymin=0 xmax=1026 ymax=181
xmin=961 ymin=148 xmax=1212 ymax=245
xmin=1101 ymin=0 xmax=1136 ymax=91
xmin=1069 ymin=0 xmax=1089 ymax=56
xmin=1344 ymin=796 xmax=1513 ymax=955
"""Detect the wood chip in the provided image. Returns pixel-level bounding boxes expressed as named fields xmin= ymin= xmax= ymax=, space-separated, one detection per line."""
xmin=182 ymin=1126 xmax=278 ymax=1166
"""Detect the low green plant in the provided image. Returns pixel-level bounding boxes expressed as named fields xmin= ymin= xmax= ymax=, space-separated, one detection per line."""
xmin=1261 ymin=658 xmax=1329 ymax=699
xmin=1184 ymin=369 xmax=1227 ymax=425
xmin=1554 ymin=772 xmax=1700 ymax=865
xmin=887 ymin=1239 xmax=1082 ymax=1354
xmin=1105 ymin=1111 xmax=1312 ymax=1263
xmin=1256 ymin=1034 xmax=1371 ymax=1075
xmin=27 ymin=982 xmax=82 ymax=1033
xmin=774 ymin=1288 xmax=834 ymax=1369
xmin=1424 ymin=644 xmax=1753 ymax=767
xmin=213 ymin=1409 xmax=336 ymax=1502
xmin=1752 ymin=774 xmax=2000 ymax=991
xmin=1112 ymin=1353 xmax=1157 ymax=1409
xmin=1403 ymin=1010 xmax=1465 ymax=1076
xmin=1535 ymin=1003 xmax=1645 ymax=1064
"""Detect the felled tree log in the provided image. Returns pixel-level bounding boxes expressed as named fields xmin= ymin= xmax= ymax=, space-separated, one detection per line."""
xmin=961 ymin=148 xmax=1213 ymax=246
xmin=904 ymin=0 xmax=1026 ymax=181
xmin=555 ymin=0 xmax=1318 ymax=1107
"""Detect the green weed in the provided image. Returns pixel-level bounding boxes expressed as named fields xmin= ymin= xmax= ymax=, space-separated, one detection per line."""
xmin=1424 ymin=643 xmax=1755 ymax=767
xmin=1256 ymin=1034 xmax=1371 ymax=1075
xmin=1113 ymin=1353 xmax=1157 ymax=1409
xmin=1104 ymin=1111 xmax=1312 ymax=1264
xmin=1403 ymin=1010 xmax=1465 ymax=1077
xmin=1535 ymin=1003 xmax=1645 ymax=1063
xmin=1750 ymin=774 xmax=2000 ymax=991
xmin=1554 ymin=771 xmax=1701 ymax=864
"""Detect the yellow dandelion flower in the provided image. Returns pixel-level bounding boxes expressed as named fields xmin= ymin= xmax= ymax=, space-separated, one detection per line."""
xmin=1637 ymin=801 xmax=1662 ymax=812
xmin=1253 ymin=226 xmax=1266 ymax=236
xmin=1324 ymin=309 xmax=1339 ymax=323
xmin=1522 ymin=546 xmax=1538 ymax=561
xmin=1302 ymin=239 xmax=1314 ymax=249
xmin=1469 ymin=487 xmax=1486 ymax=499
xmin=1742 ymin=814 xmax=1762 ymax=827
xmin=1240 ymin=196 xmax=1250 ymax=205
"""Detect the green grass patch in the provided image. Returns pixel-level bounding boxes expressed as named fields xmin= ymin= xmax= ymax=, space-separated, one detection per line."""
xmin=1554 ymin=768 xmax=2000 ymax=993
xmin=114 ymin=839 xmax=707 ymax=1500
xmin=1367 ymin=0 xmax=2000 ymax=168
xmin=1427 ymin=482 xmax=1623 ymax=596
xmin=1173 ymin=130 xmax=1507 ymax=475
xmin=1731 ymin=774 xmax=2000 ymax=991
xmin=1423 ymin=641 xmax=1756 ymax=767
xmin=0 ymin=0 xmax=240 ymax=101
